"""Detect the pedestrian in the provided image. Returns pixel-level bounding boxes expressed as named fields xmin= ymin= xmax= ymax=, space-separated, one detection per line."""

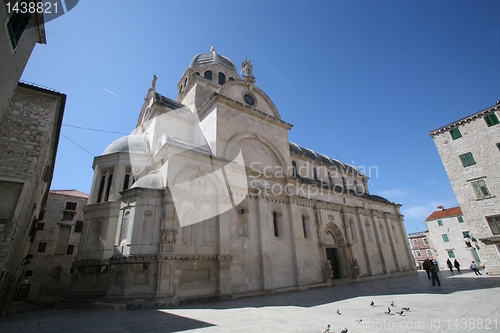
xmin=446 ymin=259 xmax=454 ymax=273
xmin=422 ymin=258 xmax=431 ymax=279
xmin=430 ymin=260 xmax=441 ymax=286
xmin=454 ymin=259 xmax=461 ymax=273
xmin=470 ymin=261 xmax=482 ymax=275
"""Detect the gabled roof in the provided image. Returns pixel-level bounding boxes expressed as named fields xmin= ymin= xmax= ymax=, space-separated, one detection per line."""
xmin=50 ymin=190 xmax=89 ymax=199
xmin=425 ymin=206 xmax=462 ymax=221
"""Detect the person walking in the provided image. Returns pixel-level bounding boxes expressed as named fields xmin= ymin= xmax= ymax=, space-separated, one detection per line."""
xmin=470 ymin=261 xmax=482 ymax=275
xmin=430 ymin=260 xmax=441 ymax=286
xmin=446 ymin=259 xmax=454 ymax=273
xmin=454 ymin=259 xmax=461 ymax=273
xmin=422 ymin=259 xmax=431 ymax=279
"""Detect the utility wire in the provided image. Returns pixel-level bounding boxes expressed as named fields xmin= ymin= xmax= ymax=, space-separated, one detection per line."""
xmin=63 ymin=123 xmax=129 ymax=135
xmin=60 ymin=133 xmax=96 ymax=157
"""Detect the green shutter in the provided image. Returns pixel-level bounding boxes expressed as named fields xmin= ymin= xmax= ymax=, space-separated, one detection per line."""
xmin=442 ymin=234 xmax=449 ymax=242
xmin=447 ymin=250 xmax=456 ymax=258
xmin=450 ymin=128 xmax=462 ymax=140
xmin=457 ymin=216 xmax=464 ymax=223
xmin=459 ymin=152 xmax=476 ymax=167
xmin=484 ymin=113 xmax=499 ymax=127
xmin=437 ymin=219 xmax=443 ymax=226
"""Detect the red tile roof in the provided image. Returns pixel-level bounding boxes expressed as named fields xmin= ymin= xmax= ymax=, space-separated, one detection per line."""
xmin=425 ymin=206 xmax=462 ymax=221
xmin=50 ymin=190 xmax=89 ymax=199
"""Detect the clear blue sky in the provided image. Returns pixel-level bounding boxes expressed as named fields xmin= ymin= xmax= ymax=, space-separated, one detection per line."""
xmin=21 ymin=0 xmax=500 ymax=234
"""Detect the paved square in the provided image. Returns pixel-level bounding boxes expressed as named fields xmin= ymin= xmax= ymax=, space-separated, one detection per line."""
xmin=1 ymin=271 xmax=499 ymax=332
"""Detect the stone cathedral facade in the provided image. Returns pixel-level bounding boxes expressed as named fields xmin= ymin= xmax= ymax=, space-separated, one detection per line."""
xmin=68 ymin=48 xmax=414 ymax=308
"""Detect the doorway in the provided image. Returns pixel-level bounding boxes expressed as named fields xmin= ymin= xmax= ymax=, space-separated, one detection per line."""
xmin=325 ymin=248 xmax=341 ymax=279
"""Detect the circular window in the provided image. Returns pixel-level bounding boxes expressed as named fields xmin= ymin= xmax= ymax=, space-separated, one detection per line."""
xmin=244 ymin=93 xmax=255 ymax=106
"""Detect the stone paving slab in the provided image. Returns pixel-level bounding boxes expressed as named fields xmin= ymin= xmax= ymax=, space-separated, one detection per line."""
xmin=1 ymin=271 xmax=499 ymax=332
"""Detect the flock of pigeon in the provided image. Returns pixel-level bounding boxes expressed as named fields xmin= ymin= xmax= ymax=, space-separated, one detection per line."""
xmin=321 ymin=300 xmax=411 ymax=333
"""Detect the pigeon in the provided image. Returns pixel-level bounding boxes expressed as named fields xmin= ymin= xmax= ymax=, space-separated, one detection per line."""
xmin=385 ymin=307 xmax=391 ymax=314
xmin=356 ymin=319 xmax=363 ymax=324
xmin=321 ymin=324 xmax=331 ymax=333
xmin=402 ymin=307 xmax=410 ymax=311
xmin=337 ymin=309 xmax=341 ymax=315
xmin=390 ymin=301 xmax=395 ymax=307
xmin=396 ymin=310 xmax=404 ymax=315
xmin=341 ymin=328 xmax=348 ymax=333
xmin=370 ymin=301 xmax=374 ymax=306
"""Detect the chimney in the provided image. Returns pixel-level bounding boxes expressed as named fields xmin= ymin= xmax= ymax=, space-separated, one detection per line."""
xmin=437 ymin=206 xmax=444 ymax=210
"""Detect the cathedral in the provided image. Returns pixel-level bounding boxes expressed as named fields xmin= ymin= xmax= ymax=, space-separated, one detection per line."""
xmin=68 ymin=47 xmax=415 ymax=309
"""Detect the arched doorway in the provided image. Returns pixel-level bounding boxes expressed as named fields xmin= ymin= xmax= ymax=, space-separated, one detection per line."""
xmin=323 ymin=222 xmax=352 ymax=280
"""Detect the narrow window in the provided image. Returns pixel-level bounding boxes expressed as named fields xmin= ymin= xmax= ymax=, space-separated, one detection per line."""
xmin=412 ymin=239 xmax=418 ymax=246
xmin=97 ymin=175 xmax=106 ymax=203
xmin=218 ymin=72 xmax=226 ymax=84
xmin=437 ymin=219 xmax=443 ymax=226
xmin=415 ymin=250 xmax=422 ymax=257
xmin=442 ymin=234 xmax=449 ymax=242
xmin=471 ymin=179 xmax=491 ymax=199
xmin=449 ymin=127 xmax=462 ymax=140
xmin=426 ymin=249 xmax=432 ymax=256
xmin=25 ymin=270 xmax=33 ymax=277
xmin=37 ymin=242 xmax=47 ymax=252
xmin=484 ymin=113 xmax=499 ymax=127
xmin=328 ymin=172 xmax=333 ymax=185
xmin=457 ymin=216 xmax=464 ymax=223
xmin=342 ymin=177 xmax=347 ymax=190
xmin=292 ymin=161 xmax=297 ymax=177
xmin=313 ymin=168 xmax=318 ymax=181
xmin=459 ymin=152 xmax=476 ymax=167
xmin=496 ymin=143 xmax=500 ymax=152
xmin=36 ymin=223 xmax=45 ymax=231
xmin=273 ymin=211 xmax=279 ymax=237
xmin=302 ymin=215 xmax=308 ymax=238
xmin=74 ymin=221 xmax=84 ymax=233
xmin=423 ymin=237 xmax=429 ymax=245
xmin=204 ymin=70 xmax=212 ymax=80
xmin=447 ymin=250 xmax=455 ymax=258
xmin=66 ymin=244 xmax=75 ymax=255
xmin=7 ymin=11 xmax=31 ymax=49
xmin=104 ymin=172 xmax=113 ymax=201
xmin=123 ymin=173 xmax=130 ymax=191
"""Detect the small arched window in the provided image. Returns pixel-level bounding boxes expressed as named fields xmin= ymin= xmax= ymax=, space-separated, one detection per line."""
xmin=313 ymin=167 xmax=318 ymax=181
xmin=328 ymin=172 xmax=333 ymax=185
xmin=204 ymin=70 xmax=212 ymax=80
xmin=302 ymin=215 xmax=308 ymax=238
xmin=292 ymin=161 xmax=297 ymax=177
xmin=218 ymin=72 xmax=226 ymax=84
xmin=229 ymin=77 xmax=235 ymax=81
xmin=342 ymin=176 xmax=347 ymax=190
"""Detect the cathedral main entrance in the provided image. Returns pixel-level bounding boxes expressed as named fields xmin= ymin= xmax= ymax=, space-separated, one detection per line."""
xmin=325 ymin=247 xmax=341 ymax=279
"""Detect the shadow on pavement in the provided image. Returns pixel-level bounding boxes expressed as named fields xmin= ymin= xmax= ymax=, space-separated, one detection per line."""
xmin=180 ymin=271 xmax=500 ymax=310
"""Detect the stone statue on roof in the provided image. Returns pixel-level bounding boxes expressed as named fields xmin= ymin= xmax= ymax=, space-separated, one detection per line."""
xmin=241 ymin=58 xmax=255 ymax=84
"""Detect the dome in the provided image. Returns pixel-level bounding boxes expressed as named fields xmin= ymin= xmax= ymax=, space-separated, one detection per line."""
xmin=131 ymin=172 xmax=163 ymax=189
xmin=102 ymin=134 xmax=149 ymax=155
xmin=189 ymin=47 xmax=237 ymax=73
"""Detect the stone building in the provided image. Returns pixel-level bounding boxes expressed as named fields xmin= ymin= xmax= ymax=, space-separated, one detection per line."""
xmin=0 ymin=1 xmax=46 ymax=121
xmin=424 ymin=206 xmax=477 ymax=271
xmin=16 ymin=190 xmax=88 ymax=307
xmin=430 ymin=102 xmax=500 ymax=275
xmin=0 ymin=83 xmax=66 ymax=313
xmin=69 ymin=48 xmax=415 ymax=309
xmin=408 ymin=231 xmax=433 ymax=269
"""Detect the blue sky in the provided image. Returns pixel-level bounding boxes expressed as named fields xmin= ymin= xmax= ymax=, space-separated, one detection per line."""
xmin=21 ymin=0 xmax=500 ymax=234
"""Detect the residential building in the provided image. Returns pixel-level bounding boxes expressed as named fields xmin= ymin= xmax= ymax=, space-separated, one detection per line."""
xmin=408 ymin=231 xmax=433 ymax=269
xmin=425 ymin=206 xmax=478 ymax=271
xmin=66 ymin=47 xmax=415 ymax=309
xmin=430 ymin=101 xmax=500 ymax=275
xmin=0 ymin=0 xmax=46 ymax=121
xmin=0 ymin=83 xmax=66 ymax=314
xmin=15 ymin=190 xmax=88 ymax=307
